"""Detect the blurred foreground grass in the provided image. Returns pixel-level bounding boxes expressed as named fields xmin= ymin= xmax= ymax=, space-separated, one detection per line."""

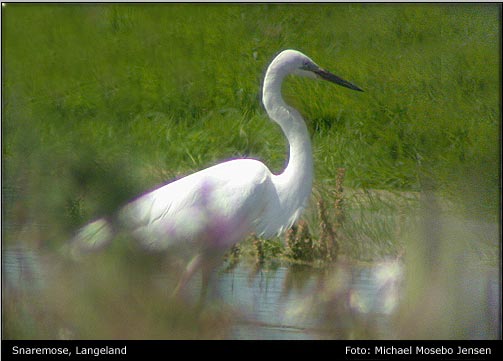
xmin=2 ymin=3 xmax=500 ymax=339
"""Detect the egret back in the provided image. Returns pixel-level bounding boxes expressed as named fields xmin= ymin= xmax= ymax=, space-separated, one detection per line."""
xmin=118 ymin=158 xmax=275 ymax=251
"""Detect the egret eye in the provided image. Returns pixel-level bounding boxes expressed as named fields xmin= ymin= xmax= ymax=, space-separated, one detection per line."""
xmin=71 ymin=49 xmax=362 ymax=301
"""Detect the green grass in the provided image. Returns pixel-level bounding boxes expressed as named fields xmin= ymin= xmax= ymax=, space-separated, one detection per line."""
xmin=2 ymin=5 xmax=500 ymax=259
xmin=2 ymin=3 xmax=499 ymax=257
xmin=3 ymin=3 xmax=499 ymax=249
xmin=3 ymin=4 xmax=500 ymax=340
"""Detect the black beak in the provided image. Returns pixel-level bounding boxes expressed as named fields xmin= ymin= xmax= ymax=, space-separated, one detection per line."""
xmin=314 ymin=68 xmax=363 ymax=92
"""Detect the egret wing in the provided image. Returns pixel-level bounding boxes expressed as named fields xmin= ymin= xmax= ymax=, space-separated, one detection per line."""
xmin=119 ymin=159 xmax=274 ymax=250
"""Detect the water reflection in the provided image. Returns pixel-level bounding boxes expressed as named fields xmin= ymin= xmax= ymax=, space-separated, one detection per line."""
xmin=216 ymin=260 xmax=404 ymax=339
xmin=2 ymin=246 xmax=500 ymax=340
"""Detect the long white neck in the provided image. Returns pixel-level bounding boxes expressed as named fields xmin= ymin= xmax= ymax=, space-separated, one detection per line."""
xmin=262 ymin=62 xmax=314 ymax=229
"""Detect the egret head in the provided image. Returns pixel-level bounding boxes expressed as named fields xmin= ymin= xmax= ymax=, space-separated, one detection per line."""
xmin=274 ymin=49 xmax=363 ymax=92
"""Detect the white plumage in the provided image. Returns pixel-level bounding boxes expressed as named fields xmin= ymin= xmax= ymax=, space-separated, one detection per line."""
xmin=71 ymin=49 xmax=362 ymax=294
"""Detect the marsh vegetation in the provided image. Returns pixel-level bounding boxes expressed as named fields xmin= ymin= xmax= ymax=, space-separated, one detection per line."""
xmin=2 ymin=3 xmax=500 ymax=339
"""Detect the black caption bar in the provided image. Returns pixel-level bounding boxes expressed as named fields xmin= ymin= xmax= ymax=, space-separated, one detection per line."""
xmin=1 ymin=340 xmax=501 ymax=360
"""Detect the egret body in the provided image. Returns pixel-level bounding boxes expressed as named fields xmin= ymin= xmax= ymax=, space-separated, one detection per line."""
xmin=72 ymin=49 xmax=362 ymax=294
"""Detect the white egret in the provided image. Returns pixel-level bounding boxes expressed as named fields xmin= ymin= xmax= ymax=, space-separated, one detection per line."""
xmin=71 ymin=49 xmax=362 ymax=295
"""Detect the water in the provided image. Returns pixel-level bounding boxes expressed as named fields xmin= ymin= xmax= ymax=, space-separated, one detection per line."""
xmin=5 ymin=245 xmax=498 ymax=339
xmin=2 ymin=185 xmax=500 ymax=340
xmin=2 ymin=246 xmax=402 ymax=338
xmin=217 ymin=262 xmax=402 ymax=339
xmin=220 ymin=265 xmax=325 ymax=339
